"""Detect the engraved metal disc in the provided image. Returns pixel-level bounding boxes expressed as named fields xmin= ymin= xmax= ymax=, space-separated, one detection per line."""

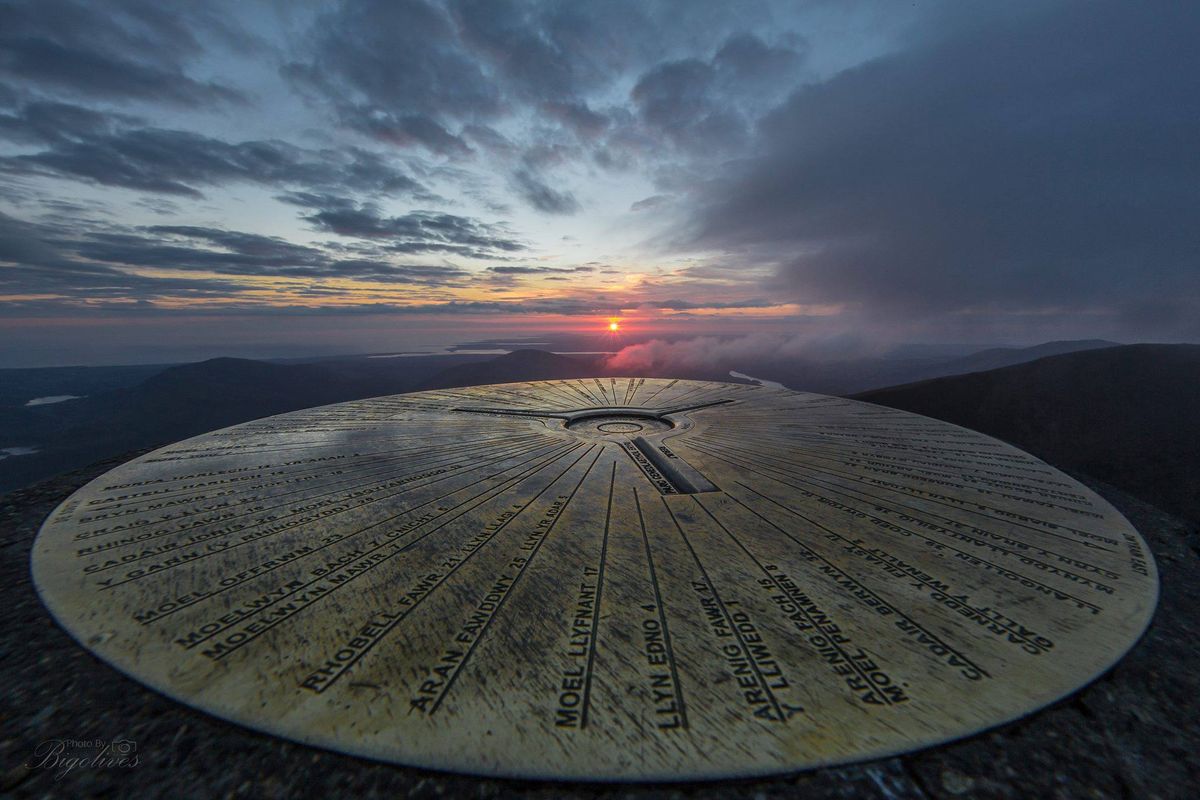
xmin=31 ymin=379 xmax=1159 ymax=780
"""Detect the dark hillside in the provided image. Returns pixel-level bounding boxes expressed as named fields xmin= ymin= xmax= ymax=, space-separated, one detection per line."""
xmin=855 ymin=344 xmax=1200 ymax=525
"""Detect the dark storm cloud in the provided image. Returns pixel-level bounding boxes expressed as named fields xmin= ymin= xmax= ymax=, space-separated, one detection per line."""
xmin=461 ymin=124 xmax=516 ymax=155
xmin=284 ymin=0 xmax=499 ymax=153
xmin=687 ymin=1 xmax=1200 ymax=336
xmin=0 ymin=211 xmax=257 ymax=299
xmin=285 ymin=0 xmax=650 ymax=130
xmin=630 ymin=195 xmax=670 ymax=212
xmin=541 ymin=101 xmax=609 ymax=139
xmin=353 ymin=113 xmax=472 ymax=157
xmin=282 ymin=0 xmax=801 ymax=208
xmin=712 ymin=32 xmax=806 ymax=91
xmin=636 ymin=298 xmax=775 ymax=311
xmin=294 ymin=197 xmax=524 ymax=257
xmin=256 ymin=296 xmax=620 ymax=316
xmin=508 ymin=169 xmax=579 ymax=215
xmin=632 ymin=60 xmax=729 ymax=141
xmin=487 ymin=265 xmax=593 ymax=275
xmin=75 ymin=226 xmax=470 ymax=285
xmin=0 ymin=211 xmax=471 ymax=305
xmin=369 ymin=297 xmax=616 ymax=315
xmin=109 ymin=226 xmax=325 ymax=268
xmin=0 ymin=109 xmax=427 ymax=199
xmin=0 ymin=211 xmax=104 ymax=276
xmin=628 ymin=31 xmax=805 ymax=157
xmin=0 ymin=0 xmax=244 ymax=106
xmin=324 ymin=260 xmax=468 ymax=283
xmin=0 ymin=100 xmax=135 ymax=145
xmin=481 ymin=262 xmax=593 ymax=286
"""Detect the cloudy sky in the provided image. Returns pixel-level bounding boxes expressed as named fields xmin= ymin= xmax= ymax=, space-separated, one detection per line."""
xmin=1 ymin=0 xmax=1196 ymax=366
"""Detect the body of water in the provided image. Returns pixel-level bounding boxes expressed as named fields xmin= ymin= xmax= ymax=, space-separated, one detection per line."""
xmin=729 ymin=370 xmax=787 ymax=390
xmin=25 ymin=395 xmax=84 ymax=406
xmin=0 ymin=446 xmax=40 ymax=461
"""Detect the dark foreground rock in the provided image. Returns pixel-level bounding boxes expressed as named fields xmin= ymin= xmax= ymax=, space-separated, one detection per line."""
xmin=2 ymin=455 xmax=1197 ymax=800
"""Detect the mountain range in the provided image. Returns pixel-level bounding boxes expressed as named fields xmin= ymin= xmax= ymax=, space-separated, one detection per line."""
xmin=4 ymin=339 xmax=1193 ymax=525
xmin=855 ymin=344 xmax=1200 ymax=526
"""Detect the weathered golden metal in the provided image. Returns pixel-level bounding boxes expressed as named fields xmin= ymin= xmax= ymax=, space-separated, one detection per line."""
xmin=32 ymin=379 xmax=1158 ymax=780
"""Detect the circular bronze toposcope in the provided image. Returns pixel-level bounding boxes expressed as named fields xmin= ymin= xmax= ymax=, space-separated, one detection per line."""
xmin=32 ymin=379 xmax=1158 ymax=781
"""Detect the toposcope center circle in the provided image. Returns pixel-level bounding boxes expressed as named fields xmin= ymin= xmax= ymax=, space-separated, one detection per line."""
xmin=32 ymin=379 xmax=1159 ymax=780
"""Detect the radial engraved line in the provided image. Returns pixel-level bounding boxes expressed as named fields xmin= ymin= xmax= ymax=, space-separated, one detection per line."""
xmin=212 ymin=442 xmax=591 ymax=662
xmin=145 ymin=440 xmax=582 ymax=630
xmin=528 ymin=381 xmax=580 ymax=407
xmin=425 ymin=448 xmax=604 ymax=713
xmin=579 ymin=460 xmax=615 ymax=728
xmin=691 ymin=494 xmax=893 ymax=707
xmin=661 ymin=497 xmax=790 ymax=724
xmin=687 ymin=436 xmax=1114 ymax=575
xmin=575 ymin=379 xmax=604 ymax=406
xmin=724 ymin=457 xmax=1115 ymax=582
xmin=190 ymin=443 xmax=587 ymax=654
xmin=90 ymin=437 xmax=558 ymax=581
xmin=634 ymin=487 xmax=689 ymax=730
xmin=690 ymin=436 xmax=1118 ymax=550
xmin=82 ymin=433 xmax=548 ymax=535
xmin=736 ymin=480 xmax=1101 ymax=615
xmin=641 ymin=379 xmax=677 ymax=406
xmin=705 ymin=429 xmax=1098 ymax=512
xmin=296 ymin=443 xmax=599 ymax=690
xmin=98 ymin=438 xmax=571 ymax=591
xmin=78 ymin=434 xmax=551 ymax=559
xmin=85 ymin=432 xmax=531 ymax=503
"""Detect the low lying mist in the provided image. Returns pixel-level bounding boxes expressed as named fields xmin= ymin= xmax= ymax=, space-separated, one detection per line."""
xmin=605 ymin=333 xmax=886 ymax=372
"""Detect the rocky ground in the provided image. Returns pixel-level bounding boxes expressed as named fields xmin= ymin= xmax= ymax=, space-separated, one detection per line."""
xmin=2 ymin=453 xmax=1197 ymax=800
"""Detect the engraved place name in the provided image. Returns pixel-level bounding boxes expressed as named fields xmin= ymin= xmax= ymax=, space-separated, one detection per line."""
xmin=1124 ymin=531 xmax=1150 ymax=577
xmin=410 ymin=487 xmax=586 ymax=715
xmin=620 ymin=440 xmax=677 ymax=494
xmin=747 ymin=528 xmax=989 ymax=681
xmin=301 ymin=445 xmax=598 ymax=695
xmin=761 ymin=476 xmax=1117 ymax=599
xmin=710 ymin=441 xmax=1120 ymax=550
xmin=94 ymin=454 xmax=351 ymax=497
xmin=554 ymin=570 xmax=599 ymax=728
xmin=85 ymin=463 xmax=464 ymax=588
xmin=617 ymin=439 xmax=719 ymax=495
xmin=640 ymin=616 xmax=685 ymax=730
xmin=691 ymin=585 xmax=802 ymax=723
xmin=410 ymin=570 xmax=518 ymax=714
xmin=203 ymin=444 xmax=574 ymax=665
xmin=845 ymin=545 xmax=1057 ymax=654
xmin=633 ymin=487 xmax=690 ymax=732
xmin=758 ymin=576 xmax=908 ymax=706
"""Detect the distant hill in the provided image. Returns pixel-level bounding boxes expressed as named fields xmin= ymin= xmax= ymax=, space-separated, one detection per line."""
xmin=854 ymin=344 xmax=1200 ymax=525
xmin=741 ymin=339 xmax=1121 ymax=395
xmin=923 ymin=339 xmax=1119 ymax=379
xmin=0 ymin=353 xmax=492 ymax=493
xmin=419 ymin=349 xmax=605 ymax=390
xmin=1 ymin=341 xmax=1184 ymax=505
xmin=0 ymin=362 xmax=171 ymax=407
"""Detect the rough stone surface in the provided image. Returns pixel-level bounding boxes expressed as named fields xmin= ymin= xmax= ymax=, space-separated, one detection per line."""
xmin=2 ymin=451 xmax=1198 ymax=799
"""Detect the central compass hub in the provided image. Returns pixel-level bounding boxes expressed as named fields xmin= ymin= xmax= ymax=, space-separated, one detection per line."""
xmin=597 ymin=421 xmax=643 ymax=433
xmin=565 ymin=410 xmax=672 ymax=438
